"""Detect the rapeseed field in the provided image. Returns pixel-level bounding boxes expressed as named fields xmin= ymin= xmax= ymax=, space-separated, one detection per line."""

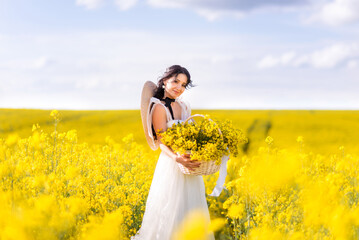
xmin=1 ymin=109 xmax=359 ymax=239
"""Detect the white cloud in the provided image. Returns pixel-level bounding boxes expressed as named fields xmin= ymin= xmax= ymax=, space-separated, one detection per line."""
xmin=146 ymin=0 xmax=184 ymax=9
xmin=309 ymin=43 xmax=358 ymax=68
xmin=114 ymin=0 xmax=138 ymax=10
xmin=147 ymin=0 xmax=310 ymax=20
xmin=195 ymin=9 xmax=244 ymax=21
xmin=258 ymin=55 xmax=280 ymax=69
xmin=0 ymin=30 xmax=248 ymax=109
xmin=76 ymin=0 xmax=105 ymax=9
xmin=73 ymin=0 xmax=359 ymax=25
xmin=1 ymin=30 xmax=359 ymax=110
xmin=72 ymin=0 xmax=359 ymax=26
xmin=258 ymin=43 xmax=359 ymax=69
xmin=308 ymin=0 xmax=359 ymax=26
xmin=347 ymin=60 xmax=358 ymax=69
xmin=32 ymin=56 xmax=55 ymax=69
xmin=74 ymin=0 xmax=312 ymax=20
xmin=147 ymin=0 xmax=310 ymax=11
xmin=258 ymin=51 xmax=296 ymax=69
xmin=280 ymin=51 xmax=297 ymax=64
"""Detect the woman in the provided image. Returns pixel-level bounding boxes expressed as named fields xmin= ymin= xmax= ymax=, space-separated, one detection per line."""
xmin=133 ymin=65 xmax=214 ymax=240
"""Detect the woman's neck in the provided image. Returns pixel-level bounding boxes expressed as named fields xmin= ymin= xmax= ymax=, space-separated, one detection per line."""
xmin=164 ymin=92 xmax=175 ymax=100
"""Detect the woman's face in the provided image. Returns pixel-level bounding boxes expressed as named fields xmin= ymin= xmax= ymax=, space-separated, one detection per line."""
xmin=164 ymin=73 xmax=188 ymax=99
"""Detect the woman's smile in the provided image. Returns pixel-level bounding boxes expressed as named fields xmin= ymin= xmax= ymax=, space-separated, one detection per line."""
xmin=164 ymin=73 xmax=188 ymax=99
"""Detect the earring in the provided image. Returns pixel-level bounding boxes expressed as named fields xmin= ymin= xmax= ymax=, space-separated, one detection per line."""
xmin=162 ymin=84 xmax=165 ymax=89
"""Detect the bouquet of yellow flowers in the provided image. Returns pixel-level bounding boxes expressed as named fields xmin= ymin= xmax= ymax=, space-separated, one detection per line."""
xmin=160 ymin=114 xmax=247 ymax=175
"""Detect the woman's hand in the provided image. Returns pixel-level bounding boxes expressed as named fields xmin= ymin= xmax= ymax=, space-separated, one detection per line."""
xmin=175 ymin=153 xmax=201 ymax=171
xmin=159 ymin=144 xmax=200 ymax=170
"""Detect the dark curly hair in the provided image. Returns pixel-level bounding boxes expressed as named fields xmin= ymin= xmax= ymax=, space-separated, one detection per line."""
xmin=153 ymin=65 xmax=194 ymax=99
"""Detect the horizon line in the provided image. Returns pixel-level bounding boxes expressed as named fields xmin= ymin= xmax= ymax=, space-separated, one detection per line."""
xmin=1 ymin=107 xmax=359 ymax=111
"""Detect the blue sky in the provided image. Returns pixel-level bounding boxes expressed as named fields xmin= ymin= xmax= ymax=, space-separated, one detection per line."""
xmin=1 ymin=0 xmax=359 ymax=110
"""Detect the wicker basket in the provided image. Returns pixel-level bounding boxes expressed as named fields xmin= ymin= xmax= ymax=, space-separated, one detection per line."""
xmin=176 ymin=114 xmax=224 ymax=176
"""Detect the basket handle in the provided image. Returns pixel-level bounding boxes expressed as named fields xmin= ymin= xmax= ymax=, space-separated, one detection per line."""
xmin=184 ymin=114 xmax=223 ymax=139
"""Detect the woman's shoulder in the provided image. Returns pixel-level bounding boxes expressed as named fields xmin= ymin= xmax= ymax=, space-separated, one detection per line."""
xmin=149 ymin=97 xmax=166 ymax=109
xmin=150 ymin=98 xmax=167 ymax=117
xmin=150 ymin=97 xmax=161 ymax=104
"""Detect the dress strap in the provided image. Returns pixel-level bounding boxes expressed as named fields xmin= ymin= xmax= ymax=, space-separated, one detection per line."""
xmin=149 ymin=98 xmax=172 ymax=119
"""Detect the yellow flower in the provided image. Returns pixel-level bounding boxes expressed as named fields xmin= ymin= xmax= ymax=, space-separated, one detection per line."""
xmin=209 ymin=218 xmax=226 ymax=233
xmin=30 ymin=131 xmax=41 ymax=149
xmin=227 ymin=203 xmax=245 ymax=219
xmin=265 ymin=136 xmax=274 ymax=145
xmin=296 ymin=136 xmax=304 ymax=143
xmin=32 ymin=123 xmax=40 ymax=132
xmin=172 ymin=209 xmax=211 ymax=240
xmin=5 ymin=133 xmax=19 ymax=147
xmin=3 ymin=109 xmax=359 ymax=240
xmin=161 ymin=115 xmax=246 ymax=164
xmin=65 ymin=129 xmax=78 ymax=143
xmin=50 ymin=109 xmax=60 ymax=121
xmin=249 ymin=227 xmax=285 ymax=240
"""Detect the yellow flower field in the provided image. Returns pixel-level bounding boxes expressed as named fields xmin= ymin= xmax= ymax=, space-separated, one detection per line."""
xmin=1 ymin=109 xmax=359 ymax=239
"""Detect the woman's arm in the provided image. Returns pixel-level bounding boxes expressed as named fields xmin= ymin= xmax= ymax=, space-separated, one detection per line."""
xmin=152 ymin=104 xmax=167 ymax=138
xmin=152 ymin=104 xmax=200 ymax=170
xmin=159 ymin=143 xmax=200 ymax=171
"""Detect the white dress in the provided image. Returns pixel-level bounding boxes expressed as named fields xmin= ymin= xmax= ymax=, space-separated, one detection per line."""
xmin=132 ymin=97 xmax=215 ymax=240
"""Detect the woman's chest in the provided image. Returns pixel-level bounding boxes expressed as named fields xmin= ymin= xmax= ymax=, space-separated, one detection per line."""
xmin=171 ymin=102 xmax=182 ymax=119
xmin=160 ymin=101 xmax=182 ymax=120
